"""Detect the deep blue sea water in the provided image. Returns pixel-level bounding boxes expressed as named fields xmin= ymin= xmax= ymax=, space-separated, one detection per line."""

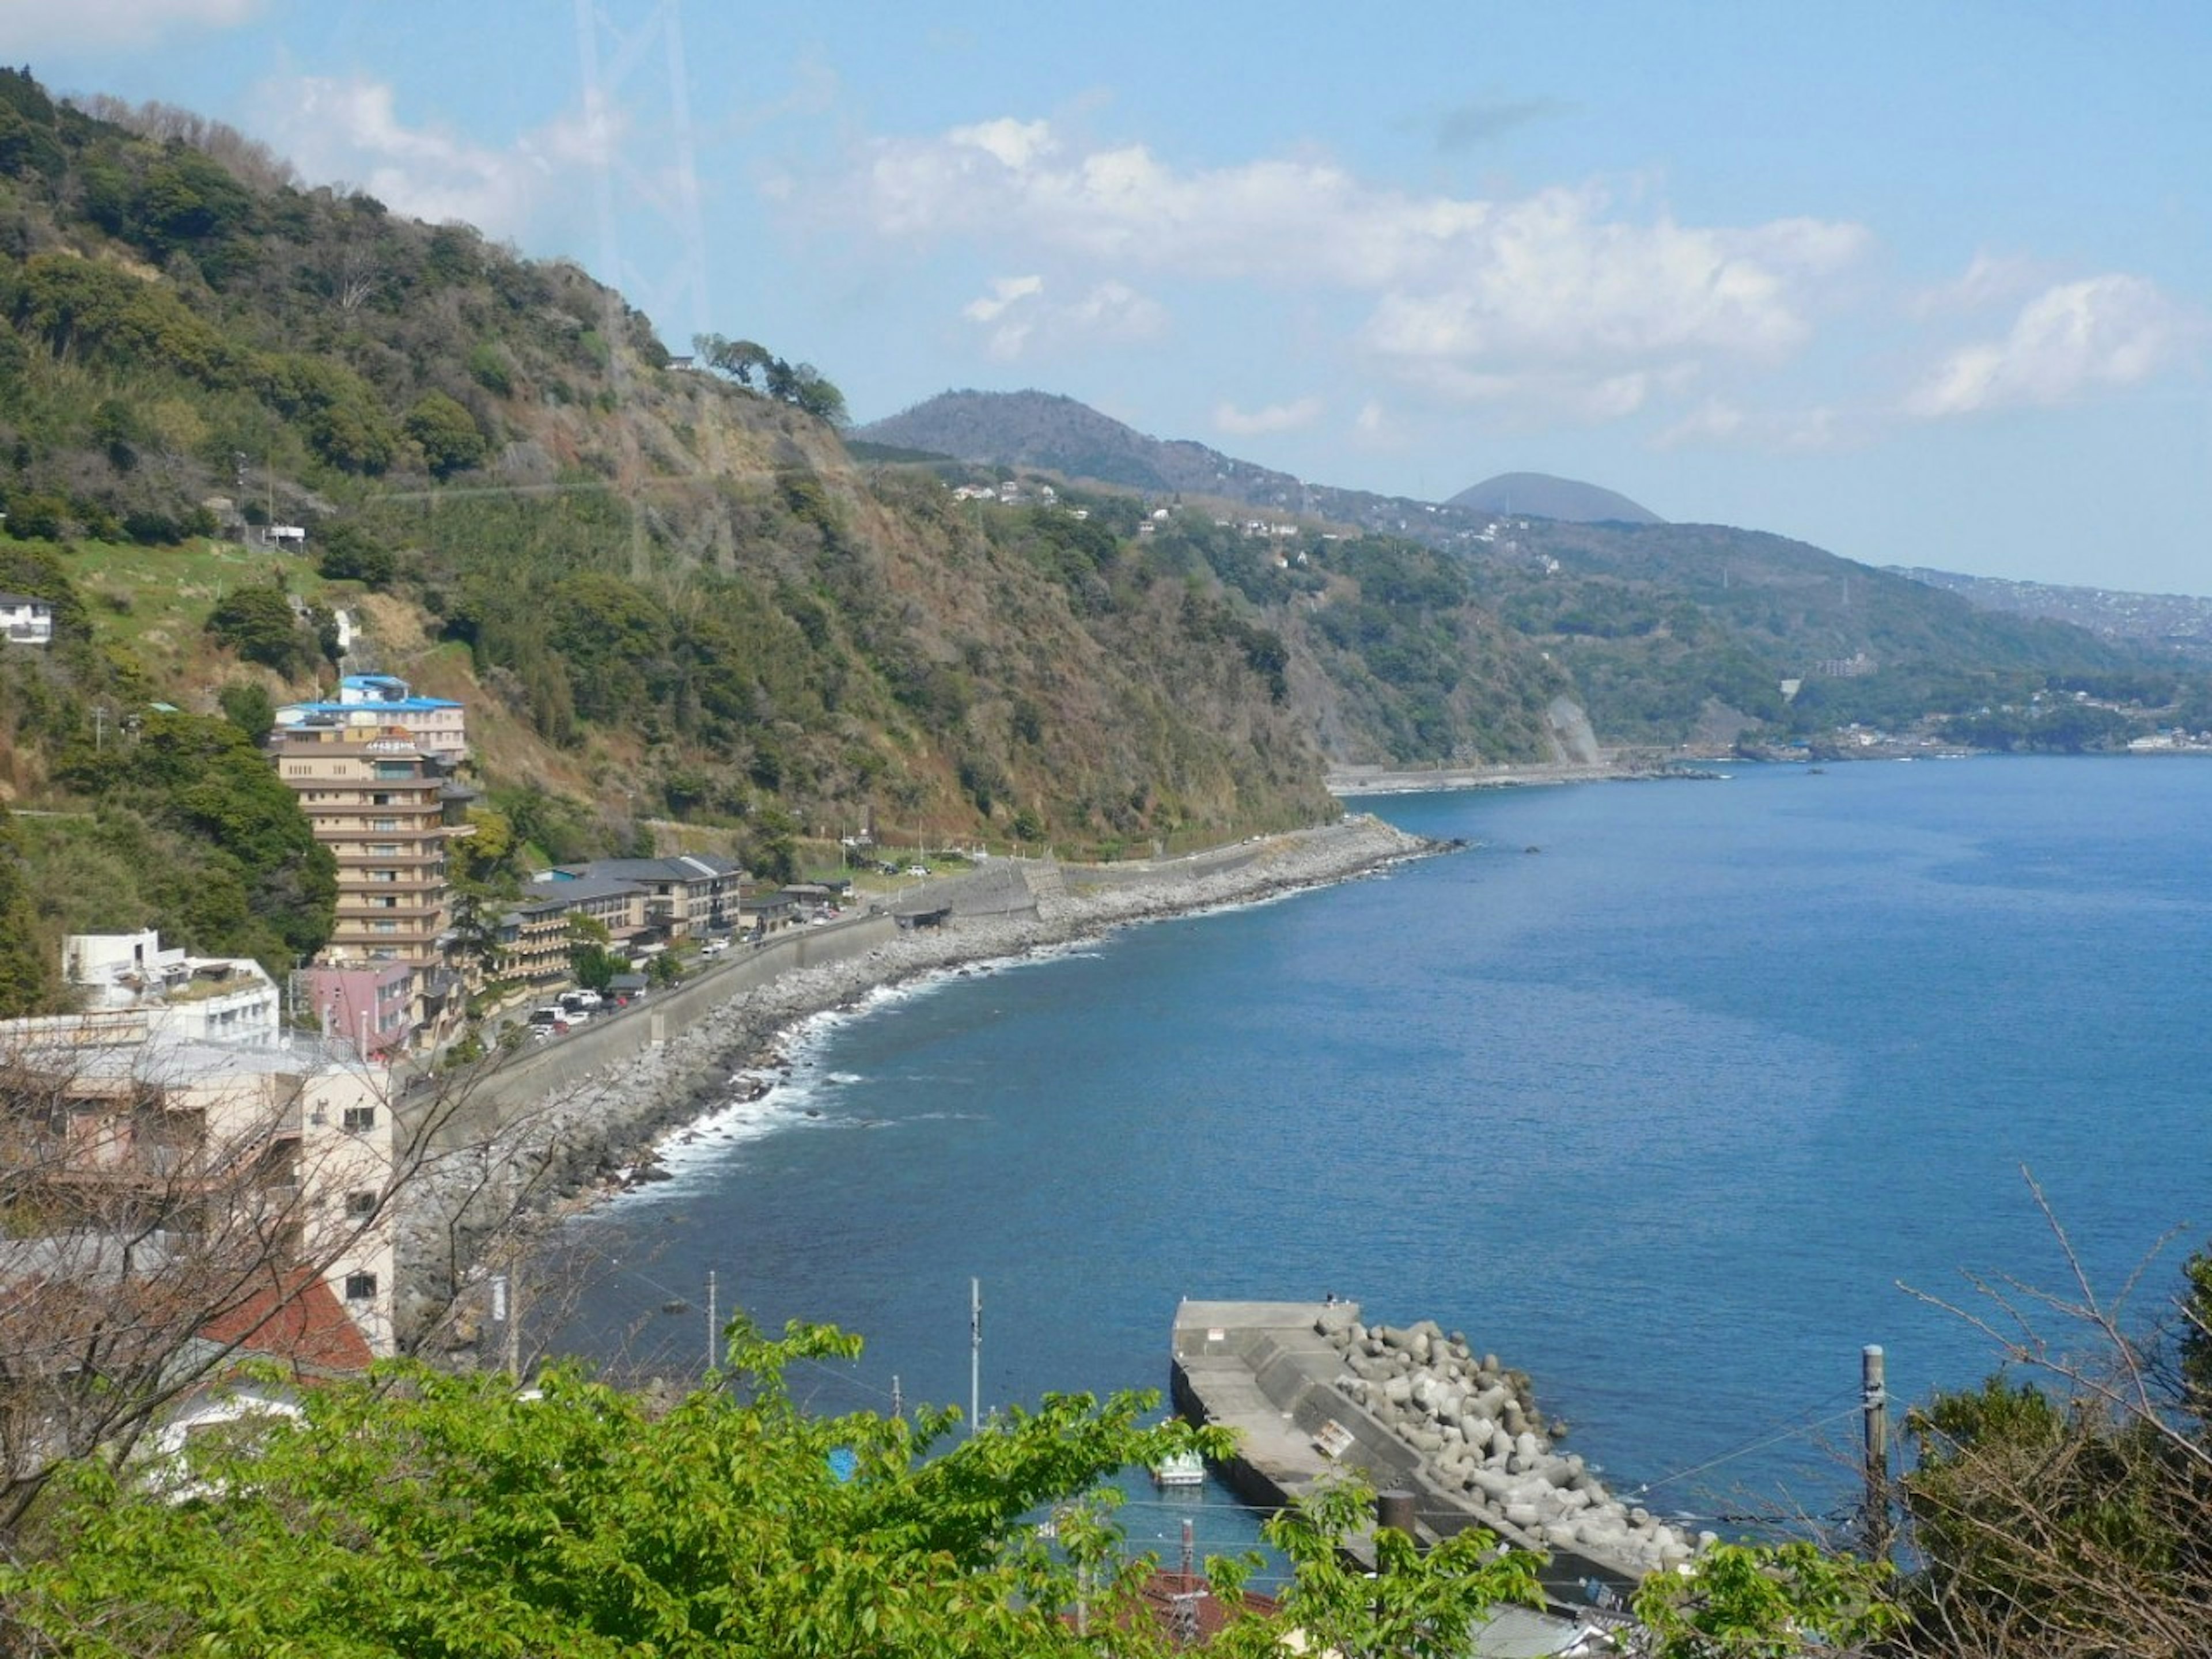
xmin=552 ymin=756 xmax=2212 ymax=1555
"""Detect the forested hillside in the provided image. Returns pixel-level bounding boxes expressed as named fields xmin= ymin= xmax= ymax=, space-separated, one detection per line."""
xmin=0 ymin=69 xmax=1589 ymax=991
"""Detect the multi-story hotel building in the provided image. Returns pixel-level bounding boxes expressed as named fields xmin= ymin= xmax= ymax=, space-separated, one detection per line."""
xmin=273 ymin=726 xmax=475 ymax=1051
xmin=274 ymin=726 xmax=456 ymax=963
xmin=272 ymin=674 xmax=468 ymax=768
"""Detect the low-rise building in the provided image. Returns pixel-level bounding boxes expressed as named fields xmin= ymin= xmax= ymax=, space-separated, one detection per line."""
xmin=737 ymin=883 xmax=798 ymax=937
xmin=61 ymin=930 xmax=281 ymax=1047
xmin=0 ymin=1028 xmax=399 ymax=1357
xmin=525 ymin=871 xmax=651 ymax=946
xmin=301 ymin=961 xmax=415 ymax=1059
xmin=542 ymin=854 xmax=743 ymax=938
xmin=0 ymin=590 xmax=54 ymax=646
xmin=495 ymin=894 xmax=572 ymax=988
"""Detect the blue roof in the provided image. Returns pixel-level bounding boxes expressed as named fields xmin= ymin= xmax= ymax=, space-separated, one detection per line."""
xmin=281 ymin=696 xmax=462 ymax=716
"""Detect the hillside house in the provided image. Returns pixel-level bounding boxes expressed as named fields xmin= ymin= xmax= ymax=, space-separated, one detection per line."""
xmin=0 ymin=591 xmax=54 ymax=646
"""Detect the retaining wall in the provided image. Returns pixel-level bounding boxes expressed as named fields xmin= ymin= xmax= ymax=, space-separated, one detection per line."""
xmin=403 ymin=912 xmax=897 ymax=1153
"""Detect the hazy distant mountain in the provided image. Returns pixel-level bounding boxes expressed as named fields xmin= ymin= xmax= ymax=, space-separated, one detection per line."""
xmin=855 ymin=393 xmax=1676 ymax=555
xmin=854 ymin=389 xmax=1304 ymax=499
xmin=1892 ymin=567 xmax=2212 ymax=657
xmin=1447 ymin=472 xmax=1662 ymax=525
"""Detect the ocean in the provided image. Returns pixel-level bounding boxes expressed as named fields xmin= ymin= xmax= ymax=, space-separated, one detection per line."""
xmin=550 ymin=755 xmax=2212 ymax=1559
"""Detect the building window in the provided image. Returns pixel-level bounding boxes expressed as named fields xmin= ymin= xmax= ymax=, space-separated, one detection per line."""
xmin=341 ymin=1106 xmax=376 ymax=1134
xmin=344 ymin=1272 xmax=378 ymax=1301
xmin=346 ymin=1190 xmax=377 ymax=1218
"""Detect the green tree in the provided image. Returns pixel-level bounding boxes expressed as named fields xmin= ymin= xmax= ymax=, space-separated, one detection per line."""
xmin=2180 ymin=1244 xmax=2212 ymax=1418
xmin=565 ymin=914 xmax=621 ymax=993
xmin=77 ymin=711 xmax=336 ymax=967
xmin=0 ymin=803 xmax=58 ymax=1016
xmin=315 ymin=522 xmax=398 ymax=588
xmin=1631 ymin=1541 xmax=1897 ymax=1659
xmin=0 ymin=1319 xmax=1224 ymax=1657
xmin=1245 ymin=1476 xmax=1540 ymax=1659
xmin=205 ymin=582 xmax=309 ymax=675
xmin=0 ymin=1315 xmax=1584 ymax=1659
xmin=215 ymin=680 xmax=274 ymax=744
xmin=404 ymin=391 xmax=489 ymax=479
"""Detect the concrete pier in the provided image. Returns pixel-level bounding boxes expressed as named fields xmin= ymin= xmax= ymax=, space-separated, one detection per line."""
xmin=1171 ymin=1299 xmax=1679 ymax=1616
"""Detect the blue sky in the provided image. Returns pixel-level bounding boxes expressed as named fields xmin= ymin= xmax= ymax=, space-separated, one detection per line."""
xmin=15 ymin=1 xmax=2211 ymax=592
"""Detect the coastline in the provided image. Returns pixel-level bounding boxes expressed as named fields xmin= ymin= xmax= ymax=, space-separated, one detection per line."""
xmin=597 ymin=813 xmax=1446 ymax=1185
xmin=1326 ymin=757 xmax=1671 ymax=796
xmin=403 ymin=814 xmax=1449 ymax=1331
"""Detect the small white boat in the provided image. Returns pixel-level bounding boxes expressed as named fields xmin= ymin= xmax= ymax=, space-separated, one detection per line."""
xmin=1151 ymin=1449 xmax=1206 ymax=1488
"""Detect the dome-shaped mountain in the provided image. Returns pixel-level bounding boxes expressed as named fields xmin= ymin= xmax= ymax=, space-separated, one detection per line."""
xmin=1448 ymin=472 xmax=1662 ymax=525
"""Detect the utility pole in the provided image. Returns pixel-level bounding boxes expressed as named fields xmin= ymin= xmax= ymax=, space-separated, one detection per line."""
xmin=969 ymin=1277 xmax=982 ymax=1437
xmin=493 ymin=1270 xmax=522 ymax=1378
xmin=1862 ymin=1344 xmax=1890 ymax=1559
xmin=705 ymin=1268 xmax=717 ymax=1372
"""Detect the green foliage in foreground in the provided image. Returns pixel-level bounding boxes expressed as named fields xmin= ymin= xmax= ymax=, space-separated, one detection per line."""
xmin=0 ymin=1319 xmax=1557 ymax=1659
xmin=1631 ymin=1541 xmax=1898 ymax=1658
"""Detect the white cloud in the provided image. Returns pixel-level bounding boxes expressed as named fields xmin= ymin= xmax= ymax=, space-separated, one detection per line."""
xmin=1655 ymin=398 xmax=1851 ymax=453
xmin=1654 ymin=398 xmax=1746 ymax=449
xmin=260 ymin=76 xmax=622 ymax=239
xmin=1910 ymin=250 xmax=2046 ymax=319
xmin=1213 ymin=396 xmax=1324 ymax=437
xmin=5 ymin=0 xmax=260 ymax=52
xmin=957 ymin=274 xmax=1163 ymax=361
xmin=1905 ymin=274 xmax=2203 ymax=419
xmin=840 ymin=118 xmax=1869 ymax=418
xmin=961 ymin=275 xmax=1044 ymax=324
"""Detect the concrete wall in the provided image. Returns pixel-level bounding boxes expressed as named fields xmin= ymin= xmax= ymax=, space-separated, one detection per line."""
xmin=1057 ymin=844 xmax=1262 ymax=892
xmin=404 ymin=912 xmax=897 ymax=1153
xmin=882 ymin=858 xmax=1041 ymax=918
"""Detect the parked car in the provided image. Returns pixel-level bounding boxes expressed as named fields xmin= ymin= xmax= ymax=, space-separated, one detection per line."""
xmin=700 ymin=938 xmax=730 ymax=957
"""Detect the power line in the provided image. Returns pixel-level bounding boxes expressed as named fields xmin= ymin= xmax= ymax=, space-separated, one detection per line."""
xmin=1631 ymin=1397 xmax=1866 ymax=1499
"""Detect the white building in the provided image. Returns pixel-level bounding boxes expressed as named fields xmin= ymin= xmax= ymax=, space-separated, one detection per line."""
xmin=61 ymin=930 xmax=281 ymax=1047
xmin=1 ymin=591 xmax=54 ymax=646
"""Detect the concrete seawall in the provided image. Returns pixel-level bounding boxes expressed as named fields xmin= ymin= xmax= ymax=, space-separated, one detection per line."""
xmin=402 ymin=913 xmax=899 ymax=1156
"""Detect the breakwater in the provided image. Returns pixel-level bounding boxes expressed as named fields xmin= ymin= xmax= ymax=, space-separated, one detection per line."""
xmin=1173 ymin=1300 xmax=1705 ymax=1609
